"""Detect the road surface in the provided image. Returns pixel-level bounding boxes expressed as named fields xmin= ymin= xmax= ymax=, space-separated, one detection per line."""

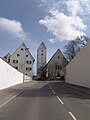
xmin=0 ymin=81 xmax=90 ymax=120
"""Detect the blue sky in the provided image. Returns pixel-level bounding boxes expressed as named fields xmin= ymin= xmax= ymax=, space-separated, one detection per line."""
xmin=0 ymin=0 xmax=90 ymax=74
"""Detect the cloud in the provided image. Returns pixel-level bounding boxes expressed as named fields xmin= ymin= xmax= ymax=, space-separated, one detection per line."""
xmin=48 ymin=38 xmax=57 ymax=43
xmin=39 ymin=0 xmax=90 ymax=42
xmin=0 ymin=18 xmax=27 ymax=40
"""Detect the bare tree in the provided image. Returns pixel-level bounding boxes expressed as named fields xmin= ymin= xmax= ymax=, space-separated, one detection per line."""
xmin=75 ymin=35 xmax=89 ymax=46
xmin=64 ymin=35 xmax=89 ymax=62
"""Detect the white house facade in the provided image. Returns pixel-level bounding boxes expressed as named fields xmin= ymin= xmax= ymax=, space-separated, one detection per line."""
xmin=10 ymin=43 xmax=35 ymax=77
xmin=3 ymin=53 xmax=11 ymax=63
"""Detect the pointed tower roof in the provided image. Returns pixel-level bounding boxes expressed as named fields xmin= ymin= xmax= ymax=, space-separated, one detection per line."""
xmin=38 ymin=42 xmax=46 ymax=49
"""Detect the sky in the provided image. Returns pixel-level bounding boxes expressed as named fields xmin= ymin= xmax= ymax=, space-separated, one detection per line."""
xmin=0 ymin=0 xmax=90 ymax=74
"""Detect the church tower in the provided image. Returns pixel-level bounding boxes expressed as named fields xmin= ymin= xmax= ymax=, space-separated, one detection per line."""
xmin=37 ymin=42 xmax=46 ymax=77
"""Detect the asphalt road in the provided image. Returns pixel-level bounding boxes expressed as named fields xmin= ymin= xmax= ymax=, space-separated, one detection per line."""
xmin=0 ymin=81 xmax=90 ymax=120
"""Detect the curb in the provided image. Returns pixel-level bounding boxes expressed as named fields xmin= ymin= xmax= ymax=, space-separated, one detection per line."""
xmin=64 ymin=83 xmax=90 ymax=95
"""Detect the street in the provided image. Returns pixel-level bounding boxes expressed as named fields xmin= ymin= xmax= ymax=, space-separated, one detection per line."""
xmin=0 ymin=81 xmax=90 ymax=120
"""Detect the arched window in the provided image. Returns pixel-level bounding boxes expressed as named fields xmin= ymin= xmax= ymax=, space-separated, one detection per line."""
xmin=57 ymin=71 xmax=60 ymax=77
xmin=58 ymin=65 xmax=59 ymax=70
xmin=55 ymin=65 xmax=57 ymax=69
xmin=60 ymin=66 xmax=62 ymax=69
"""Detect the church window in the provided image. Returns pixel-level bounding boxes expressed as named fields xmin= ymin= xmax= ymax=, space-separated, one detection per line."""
xmin=58 ymin=65 xmax=59 ymax=69
xmin=60 ymin=66 xmax=62 ymax=69
xmin=55 ymin=65 xmax=57 ymax=69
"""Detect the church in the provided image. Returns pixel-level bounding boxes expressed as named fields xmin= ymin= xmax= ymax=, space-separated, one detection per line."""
xmin=37 ymin=42 xmax=68 ymax=80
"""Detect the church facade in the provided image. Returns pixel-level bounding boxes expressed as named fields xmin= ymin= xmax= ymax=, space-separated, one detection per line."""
xmin=41 ymin=49 xmax=68 ymax=80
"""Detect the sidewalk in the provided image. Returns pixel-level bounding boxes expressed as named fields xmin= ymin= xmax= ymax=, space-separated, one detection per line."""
xmin=0 ymin=80 xmax=36 ymax=109
xmin=65 ymin=82 xmax=90 ymax=95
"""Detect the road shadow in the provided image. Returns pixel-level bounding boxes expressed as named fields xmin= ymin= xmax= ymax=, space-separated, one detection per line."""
xmin=16 ymin=81 xmax=90 ymax=100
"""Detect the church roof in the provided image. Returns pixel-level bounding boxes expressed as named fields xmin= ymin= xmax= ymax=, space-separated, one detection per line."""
xmin=43 ymin=49 xmax=67 ymax=69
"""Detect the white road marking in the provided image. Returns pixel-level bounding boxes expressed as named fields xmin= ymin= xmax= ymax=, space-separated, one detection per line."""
xmin=69 ymin=112 xmax=77 ymax=120
xmin=49 ymin=85 xmax=77 ymax=120
xmin=52 ymin=90 xmax=56 ymax=95
xmin=56 ymin=96 xmax=64 ymax=105
xmin=49 ymin=87 xmax=52 ymax=90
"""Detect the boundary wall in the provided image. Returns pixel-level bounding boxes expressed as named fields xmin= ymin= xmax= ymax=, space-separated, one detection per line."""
xmin=0 ymin=58 xmax=23 ymax=90
xmin=65 ymin=41 xmax=90 ymax=88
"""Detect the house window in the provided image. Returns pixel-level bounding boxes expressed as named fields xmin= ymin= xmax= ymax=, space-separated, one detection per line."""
xmin=17 ymin=54 xmax=20 ymax=56
xmin=42 ymin=50 xmax=43 ymax=52
xmin=41 ymin=53 xmax=43 ymax=56
xmin=21 ymin=48 xmax=24 ymax=51
xmin=14 ymin=67 xmax=18 ymax=70
xmin=26 ymin=61 xmax=31 ymax=64
xmin=26 ymin=55 xmax=28 ymax=57
xmin=13 ymin=60 xmax=18 ymax=64
xmin=58 ymin=56 xmax=60 ymax=59
xmin=26 ymin=67 xmax=32 ymax=71
xmin=41 ymin=63 xmax=43 ymax=65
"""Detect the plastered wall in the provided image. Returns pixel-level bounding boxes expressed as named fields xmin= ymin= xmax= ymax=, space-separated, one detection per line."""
xmin=0 ymin=58 xmax=23 ymax=90
xmin=65 ymin=41 xmax=90 ymax=88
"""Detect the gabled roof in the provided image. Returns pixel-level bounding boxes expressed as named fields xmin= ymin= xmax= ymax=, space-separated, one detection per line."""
xmin=11 ymin=43 xmax=35 ymax=61
xmin=43 ymin=49 xmax=67 ymax=69
xmin=38 ymin=42 xmax=46 ymax=49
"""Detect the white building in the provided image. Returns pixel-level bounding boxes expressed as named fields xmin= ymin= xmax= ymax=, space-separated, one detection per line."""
xmin=3 ymin=53 xmax=11 ymax=63
xmin=10 ymin=43 xmax=35 ymax=77
xmin=37 ymin=42 xmax=46 ymax=77
xmin=65 ymin=40 xmax=90 ymax=88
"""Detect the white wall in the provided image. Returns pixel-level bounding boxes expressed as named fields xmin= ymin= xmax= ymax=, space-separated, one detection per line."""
xmin=23 ymin=74 xmax=32 ymax=82
xmin=0 ymin=58 xmax=23 ymax=90
xmin=65 ymin=41 xmax=90 ymax=88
